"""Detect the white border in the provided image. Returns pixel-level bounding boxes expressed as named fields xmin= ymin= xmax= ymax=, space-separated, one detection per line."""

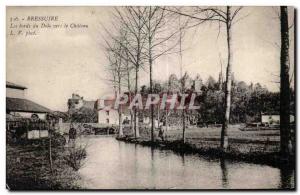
xmin=1 ymin=0 xmax=299 ymax=195
xmin=2 ymin=0 xmax=300 ymax=6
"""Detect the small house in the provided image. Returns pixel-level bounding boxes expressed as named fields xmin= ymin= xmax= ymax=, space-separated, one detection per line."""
xmin=6 ymin=81 xmax=51 ymax=120
xmin=261 ymin=112 xmax=295 ymax=126
xmin=6 ymin=81 xmax=51 ymax=139
xmin=96 ymin=98 xmax=131 ymax=125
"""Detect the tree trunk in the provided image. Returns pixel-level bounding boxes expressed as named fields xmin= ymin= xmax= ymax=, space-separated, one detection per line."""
xmin=134 ymin=68 xmax=140 ymax=138
xmin=221 ymin=6 xmax=233 ymax=151
xmin=166 ymin=109 xmax=169 ymax=131
xmin=129 ymin=83 xmax=134 ymax=136
xmin=126 ymin=52 xmax=134 ymax=135
xmin=48 ymin=122 xmax=53 ymax=174
xmin=128 ymin=78 xmax=134 ymax=135
xmin=118 ymin=78 xmax=123 ymax=137
xmin=280 ymin=6 xmax=291 ymax=159
xmin=178 ymin=15 xmax=186 ymax=144
xmin=119 ymin=110 xmax=123 ymax=137
xmin=149 ymin=43 xmax=154 ymax=142
xmin=130 ymin=110 xmax=134 ymax=135
xmin=182 ymin=109 xmax=186 ymax=143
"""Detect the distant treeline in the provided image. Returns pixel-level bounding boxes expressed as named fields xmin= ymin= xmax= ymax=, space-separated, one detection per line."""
xmin=53 ymin=73 xmax=295 ymax=125
xmin=139 ymin=73 xmax=295 ymax=124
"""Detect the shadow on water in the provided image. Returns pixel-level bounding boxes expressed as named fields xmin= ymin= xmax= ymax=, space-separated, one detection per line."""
xmin=180 ymin=153 xmax=185 ymax=166
xmin=134 ymin=143 xmax=138 ymax=185
xmin=180 ymin=153 xmax=186 ymax=183
xmin=279 ymin=165 xmax=295 ymax=189
xmin=150 ymin=147 xmax=156 ymax=187
xmin=80 ymin=137 xmax=295 ymax=189
xmin=220 ymin=158 xmax=228 ymax=188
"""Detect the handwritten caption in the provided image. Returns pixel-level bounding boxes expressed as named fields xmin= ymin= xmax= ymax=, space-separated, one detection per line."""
xmin=9 ymin=16 xmax=88 ymax=37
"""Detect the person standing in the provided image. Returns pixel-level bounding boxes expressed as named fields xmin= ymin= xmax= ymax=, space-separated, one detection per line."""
xmin=69 ymin=125 xmax=77 ymax=147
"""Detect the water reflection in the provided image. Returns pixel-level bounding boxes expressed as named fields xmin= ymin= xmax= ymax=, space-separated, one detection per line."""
xmin=150 ymin=147 xmax=155 ymax=187
xmin=180 ymin=153 xmax=185 ymax=166
xmin=280 ymin=165 xmax=295 ymax=189
xmin=220 ymin=158 xmax=228 ymax=188
xmin=79 ymin=136 xmax=295 ymax=189
xmin=133 ymin=144 xmax=138 ymax=186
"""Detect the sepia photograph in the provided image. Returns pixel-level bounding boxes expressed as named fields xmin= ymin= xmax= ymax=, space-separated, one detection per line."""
xmin=6 ymin=5 xmax=295 ymax=190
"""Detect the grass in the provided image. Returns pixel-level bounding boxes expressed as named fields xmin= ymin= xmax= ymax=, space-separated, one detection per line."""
xmin=6 ymin=139 xmax=83 ymax=190
xmin=118 ymin=125 xmax=294 ymax=167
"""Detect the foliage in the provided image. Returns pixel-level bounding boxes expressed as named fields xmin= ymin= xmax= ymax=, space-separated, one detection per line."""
xmin=6 ymin=141 xmax=81 ymax=190
xmin=65 ymin=146 xmax=87 ymax=171
xmin=68 ymin=107 xmax=98 ymax=123
xmin=139 ymin=73 xmax=288 ymax=124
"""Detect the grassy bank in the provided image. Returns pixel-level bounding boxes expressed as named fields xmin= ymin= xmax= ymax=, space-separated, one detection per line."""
xmin=117 ymin=126 xmax=294 ymax=168
xmin=6 ymin=137 xmax=84 ymax=190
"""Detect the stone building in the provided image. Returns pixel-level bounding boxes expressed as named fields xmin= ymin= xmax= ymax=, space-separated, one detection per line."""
xmin=6 ymin=81 xmax=51 ymax=120
xmin=67 ymin=93 xmax=97 ymax=123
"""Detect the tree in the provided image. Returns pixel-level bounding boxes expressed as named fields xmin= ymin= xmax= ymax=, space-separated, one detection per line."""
xmin=105 ymin=7 xmax=149 ymax=138
xmin=165 ymin=6 xmax=244 ymax=150
xmin=124 ymin=41 xmax=135 ymax=133
xmin=105 ymin=40 xmax=126 ymax=137
xmin=105 ymin=7 xmax=186 ymax=140
xmin=192 ymin=74 xmax=203 ymax=92
xmin=206 ymin=76 xmax=218 ymax=90
xmin=180 ymin=72 xmax=189 ymax=143
xmin=168 ymin=74 xmax=181 ymax=92
xmin=164 ymin=74 xmax=180 ymax=132
xmin=280 ymin=6 xmax=292 ymax=159
xmin=178 ymin=16 xmax=185 ymax=143
xmin=142 ymin=6 xmax=182 ymax=142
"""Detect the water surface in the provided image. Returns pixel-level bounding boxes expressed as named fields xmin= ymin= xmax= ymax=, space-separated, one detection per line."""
xmin=79 ymin=136 xmax=294 ymax=189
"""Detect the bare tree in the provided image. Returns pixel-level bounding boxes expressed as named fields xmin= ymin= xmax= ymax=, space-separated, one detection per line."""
xmin=261 ymin=7 xmax=295 ymax=90
xmin=104 ymin=7 xmax=186 ymax=140
xmin=105 ymin=7 xmax=149 ymax=138
xmin=142 ymin=6 xmax=181 ymax=142
xmin=115 ymin=44 xmax=125 ymax=137
xmin=106 ymin=28 xmax=136 ymax=135
xmin=164 ymin=6 xmax=244 ymax=150
xmin=104 ymin=35 xmax=128 ymax=137
xmin=123 ymin=41 xmax=135 ymax=134
xmin=180 ymin=73 xmax=188 ymax=143
xmin=178 ymin=15 xmax=186 ymax=144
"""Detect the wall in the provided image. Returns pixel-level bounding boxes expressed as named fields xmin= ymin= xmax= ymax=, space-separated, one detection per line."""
xmin=10 ymin=111 xmax=46 ymax=120
xmin=97 ymin=109 xmax=133 ymax=125
xmin=57 ymin=122 xmax=115 ymax=134
xmin=74 ymin=99 xmax=84 ymax=109
xmin=98 ymin=109 xmax=119 ymax=125
xmin=6 ymin=88 xmax=25 ymax=99
xmin=28 ymin=130 xmax=49 ymax=139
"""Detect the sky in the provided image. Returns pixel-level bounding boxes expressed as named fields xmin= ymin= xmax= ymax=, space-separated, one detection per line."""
xmin=6 ymin=6 xmax=295 ymax=111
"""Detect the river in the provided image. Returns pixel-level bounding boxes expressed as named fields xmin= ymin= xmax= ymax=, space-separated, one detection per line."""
xmin=78 ymin=136 xmax=294 ymax=189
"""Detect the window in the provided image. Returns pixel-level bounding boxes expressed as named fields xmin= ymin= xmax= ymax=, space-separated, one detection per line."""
xmin=106 ymin=110 xmax=109 ymax=116
xmin=106 ymin=119 xmax=109 ymax=124
xmin=31 ymin=114 xmax=39 ymax=120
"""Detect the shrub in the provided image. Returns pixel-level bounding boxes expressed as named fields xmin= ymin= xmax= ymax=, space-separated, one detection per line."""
xmin=65 ymin=146 xmax=87 ymax=171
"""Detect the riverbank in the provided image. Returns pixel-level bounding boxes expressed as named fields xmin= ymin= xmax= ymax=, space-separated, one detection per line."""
xmin=6 ymin=137 xmax=83 ymax=190
xmin=117 ymin=127 xmax=294 ymax=168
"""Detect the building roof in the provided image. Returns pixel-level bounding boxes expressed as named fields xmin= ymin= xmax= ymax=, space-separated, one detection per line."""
xmin=83 ymin=100 xmax=97 ymax=110
xmin=6 ymin=97 xmax=51 ymax=113
xmin=6 ymin=81 xmax=27 ymax=90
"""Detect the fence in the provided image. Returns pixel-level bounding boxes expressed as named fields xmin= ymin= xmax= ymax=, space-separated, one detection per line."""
xmin=7 ymin=120 xmax=51 ymax=139
xmin=57 ymin=122 xmax=117 ymax=135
